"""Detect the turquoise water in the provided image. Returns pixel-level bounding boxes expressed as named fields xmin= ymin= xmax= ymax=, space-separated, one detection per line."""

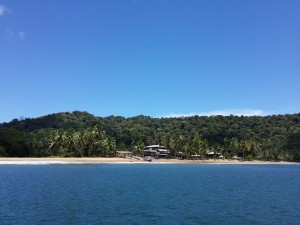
xmin=0 ymin=164 xmax=299 ymax=225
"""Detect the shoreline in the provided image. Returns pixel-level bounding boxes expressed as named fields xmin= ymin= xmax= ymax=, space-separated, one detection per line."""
xmin=0 ymin=157 xmax=298 ymax=165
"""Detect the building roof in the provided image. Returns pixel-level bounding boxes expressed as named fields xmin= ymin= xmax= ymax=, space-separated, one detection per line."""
xmin=145 ymin=145 xmax=167 ymax=148
xmin=143 ymin=149 xmax=157 ymax=153
xmin=116 ymin=151 xmax=132 ymax=154
xmin=207 ymin=152 xmax=221 ymax=155
xmin=157 ymin=149 xmax=169 ymax=152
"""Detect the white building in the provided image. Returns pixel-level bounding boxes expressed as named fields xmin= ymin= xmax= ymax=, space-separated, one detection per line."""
xmin=143 ymin=145 xmax=170 ymax=158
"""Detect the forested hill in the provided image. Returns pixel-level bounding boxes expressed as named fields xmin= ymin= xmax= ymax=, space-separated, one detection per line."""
xmin=0 ymin=111 xmax=300 ymax=161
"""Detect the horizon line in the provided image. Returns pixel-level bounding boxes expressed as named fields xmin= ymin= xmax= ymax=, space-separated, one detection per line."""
xmin=2 ymin=109 xmax=300 ymax=123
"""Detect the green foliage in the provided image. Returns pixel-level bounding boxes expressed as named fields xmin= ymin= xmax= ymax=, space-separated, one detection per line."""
xmin=0 ymin=146 xmax=8 ymax=157
xmin=247 ymin=155 xmax=253 ymax=161
xmin=0 ymin=111 xmax=299 ymax=160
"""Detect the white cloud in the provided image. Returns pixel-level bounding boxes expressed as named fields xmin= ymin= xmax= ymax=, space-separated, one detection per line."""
xmin=160 ymin=109 xmax=266 ymax=118
xmin=0 ymin=5 xmax=8 ymax=16
xmin=18 ymin=31 xmax=26 ymax=40
xmin=5 ymin=30 xmax=26 ymax=41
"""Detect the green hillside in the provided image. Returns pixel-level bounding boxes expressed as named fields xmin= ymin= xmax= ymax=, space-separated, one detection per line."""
xmin=1 ymin=111 xmax=299 ymax=161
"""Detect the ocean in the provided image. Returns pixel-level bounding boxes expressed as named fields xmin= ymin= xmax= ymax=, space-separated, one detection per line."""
xmin=0 ymin=164 xmax=299 ymax=225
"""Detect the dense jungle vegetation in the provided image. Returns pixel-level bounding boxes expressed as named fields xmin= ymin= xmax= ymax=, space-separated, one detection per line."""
xmin=0 ymin=111 xmax=299 ymax=161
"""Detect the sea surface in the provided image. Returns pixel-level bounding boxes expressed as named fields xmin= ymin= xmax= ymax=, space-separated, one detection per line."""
xmin=0 ymin=164 xmax=299 ymax=225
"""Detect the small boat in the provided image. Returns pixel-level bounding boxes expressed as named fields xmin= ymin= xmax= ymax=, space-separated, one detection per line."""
xmin=144 ymin=156 xmax=153 ymax=162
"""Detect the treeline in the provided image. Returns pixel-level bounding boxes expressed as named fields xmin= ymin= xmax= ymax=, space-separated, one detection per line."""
xmin=0 ymin=111 xmax=299 ymax=161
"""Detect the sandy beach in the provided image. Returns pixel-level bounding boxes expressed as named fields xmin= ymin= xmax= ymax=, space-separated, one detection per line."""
xmin=0 ymin=157 xmax=298 ymax=165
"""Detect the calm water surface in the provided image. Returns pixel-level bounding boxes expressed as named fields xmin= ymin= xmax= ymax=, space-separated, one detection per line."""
xmin=0 ymin=164 xmax=299 ymax=225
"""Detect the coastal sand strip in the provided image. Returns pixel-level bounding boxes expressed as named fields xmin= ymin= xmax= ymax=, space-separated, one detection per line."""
xmin=0 ymin=158 xmax=298 ymax=165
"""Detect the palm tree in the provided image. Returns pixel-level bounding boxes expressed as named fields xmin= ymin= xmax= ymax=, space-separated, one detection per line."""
xmin=64 ymin=130 xmax=82 ymax=157
xmin=107 ymin=137 xmax=116 ymax=156
xmin=82 ymin=127 xmax=96 ymax=156
xmin=229 ymin=137 xmax=239 ymax=158
xmin=132 ymin=139 xmax=144 ymax=157
xmin=169 ymin=133 xmax=184 ymax=158
xmin=239 ymin=140 xmax=251 ymax=160
xmin=49 ymin=130 xmax=65 ymax=156
xmin=190 ymin=133 xmax=208 ymax=159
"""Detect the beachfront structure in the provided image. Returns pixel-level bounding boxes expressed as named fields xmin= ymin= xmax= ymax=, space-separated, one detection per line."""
xmin=143 ymin=145 xmax=170 ymax=158
xmin=115 ymin=151 xmax=133 ymax=158
xmin=191 ymin=154 xmax=203 ymax=160
xmin=206 ymin=151 xmax=224 ymax=159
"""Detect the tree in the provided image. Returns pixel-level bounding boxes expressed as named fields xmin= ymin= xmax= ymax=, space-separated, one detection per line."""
xmin=239 ymin=140 xmax=251 ymax=160
xmin=285 ymin=129 xmax=300 ymax=161
xmin=169 ymin=133 xmax=185 ymax=158
xmin=0 ymin=146 xmax=8 ymax=157
xmin=132 ymin=139 xmax=144 ymax=157
xmin=1 ymin=111 xmax=299 ymax=160
xmin=190 ymin=134 xmax=208 ymax=158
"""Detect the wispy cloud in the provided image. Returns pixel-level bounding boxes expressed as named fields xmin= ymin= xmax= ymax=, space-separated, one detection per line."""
xmin=0 ymin=5 xmax=8 ymax=16
xmin=6 ymin=29 xmax=15 ymax=38
xmin=5 ymin=30 xmax=26 ymax=41
xmin=18 ymin=31 xmax=26 ymax=40
xmin=160 ymin=109 xmax=267 ymax=118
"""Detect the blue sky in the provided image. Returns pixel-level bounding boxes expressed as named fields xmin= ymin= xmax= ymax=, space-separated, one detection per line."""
xmin=1 ymin=0 xmax=299 ymax=122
